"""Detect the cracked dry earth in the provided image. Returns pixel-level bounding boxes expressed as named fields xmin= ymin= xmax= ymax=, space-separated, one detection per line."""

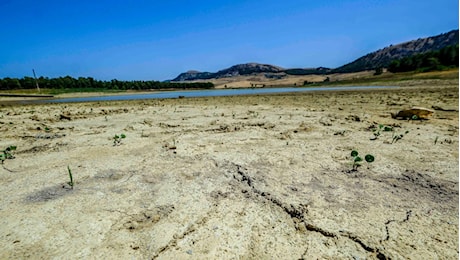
xmin=0 ymin=85 xmax=458 ymax=259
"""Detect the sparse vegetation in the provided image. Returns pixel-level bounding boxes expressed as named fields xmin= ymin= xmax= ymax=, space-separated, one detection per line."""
xmin=67 ymin=166 xmax=74 ymax=189
xmin=113 ymin=133 xmax=126 ymax=146
xmin=369 ymin=124 xmax=409 ymax=144
xmin=392 ymin=130 xmax=409 ymax=144
xmin=350 ymin=150 xmax=374 ymax=171
xmin=370 ymin=124 xmax=393 ymax=140
xmin=306 ymin=68 xmax=458 ymax=87
xmin=0 ymin=146 xmax=16 ymax=164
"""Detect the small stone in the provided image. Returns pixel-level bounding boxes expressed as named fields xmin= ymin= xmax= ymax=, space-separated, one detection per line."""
xmin=297 ymin=223 xmax=307 ymax=233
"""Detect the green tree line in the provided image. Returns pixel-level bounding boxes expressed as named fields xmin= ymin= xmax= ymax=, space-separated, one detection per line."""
xmin=388 ymin=44 xmax=459 ymax=73
xmin=0 ymin=76 xmax=214 ymax=91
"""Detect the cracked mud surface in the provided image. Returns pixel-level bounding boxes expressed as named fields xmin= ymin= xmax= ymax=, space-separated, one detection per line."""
xmin=0 ymin=84 xmax=458 ymax=259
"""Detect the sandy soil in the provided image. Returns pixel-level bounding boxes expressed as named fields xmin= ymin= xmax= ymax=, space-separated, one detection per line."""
xmin=174 ymin=70 xmax=378 ymax=88
xmin=0 ymin=84 xmax=458 ymax=259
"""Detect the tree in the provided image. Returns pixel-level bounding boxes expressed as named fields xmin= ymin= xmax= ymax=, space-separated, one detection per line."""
xmin=2 ymin=78 xmax=21 ymax=90
xmin=374 ymin=67 xmax=383 ymax=75
xmin=426 ymin=57 xmax=441 ymax=71
xmin=388 ymin=60 xmax=400 ymax=72
xmin=388 ymin=44 xmax=459 ymax=73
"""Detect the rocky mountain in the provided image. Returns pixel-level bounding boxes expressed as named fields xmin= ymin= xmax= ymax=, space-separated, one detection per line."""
xmin=171 ymin=70 xmax=215 ymax=81
xmin=171 ymin=63 xmax=284 ymax=82
xmin=171 ymin=63 xmax=333 ymax=81
xmin=216 ymin=63 xmax=284 ymax=77
xmin=334 ymin=29 xmax=459 ymax=73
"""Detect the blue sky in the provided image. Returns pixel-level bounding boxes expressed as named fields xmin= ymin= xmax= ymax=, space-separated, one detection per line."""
xmin=0 ymin=0 xmax=458 ymax=81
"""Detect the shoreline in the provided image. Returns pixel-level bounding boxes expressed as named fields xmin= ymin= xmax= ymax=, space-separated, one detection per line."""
xmin=1 ymin=85 xmax=402 ymax=105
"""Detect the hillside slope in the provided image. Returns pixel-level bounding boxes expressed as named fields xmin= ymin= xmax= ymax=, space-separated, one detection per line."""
xmin=334 ymin=29 xmax=459 ymax=73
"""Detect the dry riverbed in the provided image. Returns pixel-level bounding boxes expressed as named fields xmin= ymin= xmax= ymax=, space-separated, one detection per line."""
xmin=0 ymin=84 xmax=458 ymax=259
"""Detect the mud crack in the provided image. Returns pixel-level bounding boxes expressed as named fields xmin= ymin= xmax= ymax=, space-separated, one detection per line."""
xmin=339 ymin=230 xmax=387 ymax=259
xmin=233 ymin=164 xmax=309 ymax=221
xmin=231 ymin=162 xmax=389 ymax=259
xmin=383 ymin=210 xmax=412 ymax=241
xmin=151 ymin=215 xmax=209 ymax=259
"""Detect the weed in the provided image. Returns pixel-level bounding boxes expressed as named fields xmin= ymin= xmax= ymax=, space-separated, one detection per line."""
xmin=163 ymin=138 xmax=177 ymax=152
xmin=113 ymin=133 xmax=126 ymax=146
xmin=67 ymin=166 xmax=74 ymax=189
xmin=350 ymin=150 xmax=374 ymax=171
xmin=370 ymin=124 xmax=393 ymax=140
xmin=0 ymin=146 xmax=16 ymax=164
xmin=443 ymin=138 xmax=453 ymax=144
xmin=392 ymin=130 xmax=409 ymax=144
xmin=247 ymin=110 xmax=259 ymax=118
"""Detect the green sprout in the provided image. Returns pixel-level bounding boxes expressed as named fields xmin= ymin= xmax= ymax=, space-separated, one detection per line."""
xmin=371 ymin=124 xmax=393 ymax=140
xmin=113 ymin=133 xmax=126 ymax=146
xmin=392 ymin=130 xmax=409 ymax=144
xmin=67 ymin=166 xmax=74 ymax=189
xmin=0 ymin=146 xmax=17 ymax=164
xmin=351 ymin=150 xmax=374 ymax=171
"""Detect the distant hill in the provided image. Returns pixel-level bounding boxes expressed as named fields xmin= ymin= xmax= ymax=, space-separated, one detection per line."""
xmin=284 ymin=67 xmax=331 ymax=75
xmin=171 ymin=63 xmax=284 ymax=81
xmin=171 ymin=63 xmax=332 ymax=81
xmin=171 ymin=29 xmax=459 ymax=81
xmin=216 ymin=63 xmax=284 ymax=77
xmin=333 ymin=29 xmax=459 ymax=73
xmin=171 ymin=70 xmax=215 ymax=81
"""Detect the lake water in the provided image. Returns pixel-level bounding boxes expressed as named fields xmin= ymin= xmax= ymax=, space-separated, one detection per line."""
xmin=21 ymin=86 xmax=398 ymax=104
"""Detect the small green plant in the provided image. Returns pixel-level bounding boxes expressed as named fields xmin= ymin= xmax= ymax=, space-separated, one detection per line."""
xmin=371 ymin=124 xmax=393 ymax=140
xmin=392 ymin=130 xmax=409 ymax=144
xmin=0 ymin=146 xmax=16 ymax=164
xmin=67 ymin=166 xmax=74 ymax=189
xmin=350 ymin=150 xmax=375 ymax=171
xmin=113 ymin=133 xmax=126 ymax=146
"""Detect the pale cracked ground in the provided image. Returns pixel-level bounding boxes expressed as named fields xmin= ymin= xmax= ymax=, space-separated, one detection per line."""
xmin=0 ymin=84 xmax=458 ymax=259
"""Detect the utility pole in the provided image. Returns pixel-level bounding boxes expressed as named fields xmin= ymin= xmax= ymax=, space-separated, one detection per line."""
xmin=32 ymin=69 xmax=40 ymax=92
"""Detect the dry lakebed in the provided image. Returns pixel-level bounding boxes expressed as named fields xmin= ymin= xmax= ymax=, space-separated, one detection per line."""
xmin=0 ymin=83 xmax=458 ymax=259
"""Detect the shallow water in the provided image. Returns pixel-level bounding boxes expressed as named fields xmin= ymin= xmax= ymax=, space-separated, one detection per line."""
xmin=19 ymin=86 xmax=398 ymax=104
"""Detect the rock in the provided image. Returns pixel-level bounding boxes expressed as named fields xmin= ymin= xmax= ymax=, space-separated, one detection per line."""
xmin=391 ymin=107 xmax=434 ymax=120
xmin=431 ymin=105 xmax=458 ymax=112
xmin=59 ymin=114 xmax=72 ymax=120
